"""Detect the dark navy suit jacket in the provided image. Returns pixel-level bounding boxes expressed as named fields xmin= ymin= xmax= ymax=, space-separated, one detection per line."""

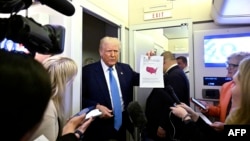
xmin=82 ymin=61 xmax=139 ymax=140
xmin=145 ymin=65 xmax=190 ymax=141
xmin=164 ymin=65 xmax=190 ymax=105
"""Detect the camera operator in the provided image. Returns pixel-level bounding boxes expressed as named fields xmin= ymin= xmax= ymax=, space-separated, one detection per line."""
xmin=0 ymin=49 xmax=52 ymax=141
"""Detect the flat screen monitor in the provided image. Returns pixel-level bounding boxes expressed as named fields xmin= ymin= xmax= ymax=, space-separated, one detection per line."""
xmin=204 ymin=32 xmax=250 ymax=67
xmin=203 ymin=77 xmax=232 ymax=86
xmin=0 ymin=38 xmax=29 ymax=54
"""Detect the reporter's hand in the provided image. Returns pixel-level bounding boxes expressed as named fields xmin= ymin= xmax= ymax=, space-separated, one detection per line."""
xmin=210 ymin=121 xmax=225 ymax=132
xmin=178 ymin=103 xmax=200 ymax=121
xmin=170 ymin=105 xmax=188 ymax=119
xmin=96 ymin=104 xmax=112 ymax=118
xmin=75 ymin=117 xmax=93 ymax=138
xmin=62 ymin=114 xmax=87 ymax=135
xmin=157 ymin=126 xmax=166 ymax=138
xmin=199 ymin=101 xmax=209 ymax=113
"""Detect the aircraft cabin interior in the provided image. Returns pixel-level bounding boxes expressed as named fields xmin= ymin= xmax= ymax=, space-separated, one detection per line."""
xmin=1 ymin=0 xmax=250 ymax=140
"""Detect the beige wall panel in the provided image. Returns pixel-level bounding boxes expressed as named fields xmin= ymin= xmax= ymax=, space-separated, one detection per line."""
xmin=88 ymin=0 xmax=128 ymax=26
xmin=190 ymin=0 xmax=213 ymax=21
xmin=168 ymin=38 xmax=189 ymax=53
xmin=129 ymin=0 xmax=213 ymax=25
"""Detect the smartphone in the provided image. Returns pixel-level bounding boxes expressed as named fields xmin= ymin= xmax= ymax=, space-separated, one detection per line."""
xmin=73 ymin=106 xmax=102 ymax=119
xmin=73 ymin=106 xmax=95 ymax=117
xmin=199 ymin=113 xmax=212 ymax=125
xmin=85 ymin=109 xmax=102 ymax=119
xmin=190 ymin=97 xmax=207 ymax=110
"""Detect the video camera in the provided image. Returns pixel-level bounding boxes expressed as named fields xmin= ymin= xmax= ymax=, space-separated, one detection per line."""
xmin=0 ymin=0 xmax=75 ymax=54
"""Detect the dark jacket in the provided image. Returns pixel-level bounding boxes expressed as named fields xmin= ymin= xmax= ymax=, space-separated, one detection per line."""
xmin=57 ymin=133 xmax=78 ymax=141
xmin=81 ymin=61 xmax=139 ymax=141
xmin=164 ymin=65 xmax=190 ymax=106
xmin=145 ymin=65 xmax=190 ymax=141
xmin=181 ymin=117 xmax=221 ymax=141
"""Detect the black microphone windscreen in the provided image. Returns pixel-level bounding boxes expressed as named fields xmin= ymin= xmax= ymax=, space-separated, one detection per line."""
xmin=39 ymin=0 xmax=75 ymax=16
xmin=166 ymin=85 xmax=181 ymax=104
xmin=127 ymin=101 xmax=147 ymax=129
xmin=0 ymin=0 xmax=32 ymax=13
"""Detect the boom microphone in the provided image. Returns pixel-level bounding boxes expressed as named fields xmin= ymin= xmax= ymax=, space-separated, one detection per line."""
xmin=0 ymin=0 xmax=32 ymax=13
xmin=127 ymin=101 xmax=147 ymax=130
xmin=166 ymin=85 xmax=181 ymax=104
xmin=38 ymin=0 xmax=75 ymax=16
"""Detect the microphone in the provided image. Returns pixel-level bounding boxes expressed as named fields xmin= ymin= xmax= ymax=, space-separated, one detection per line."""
xmin=166 ymin=85 xmax=181 ymax=105
xmin=127 ymin=101 xmax=147 ymax=130
xmin=38 ymin=0 xmax=75 ymax=16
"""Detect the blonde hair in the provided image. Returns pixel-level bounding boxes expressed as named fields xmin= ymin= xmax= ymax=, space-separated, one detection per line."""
xmin=42 ymin=55 xmax=78 ymax=125
xmin=225 ymin=56 xmax=250 ymax=124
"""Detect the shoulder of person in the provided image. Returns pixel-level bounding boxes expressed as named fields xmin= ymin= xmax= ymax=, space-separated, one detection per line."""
xmin=44 ymin=100 xmax=58 ymax=119
xmin=82 ymin=61 xmax=100 ymax=70
xmin=221 ymin=80 xmax=234 ymax=88
xmin=116 ymin=62 xmax=132 ymax=69
xmin=116 ymin=62 xmax=129 ymax=66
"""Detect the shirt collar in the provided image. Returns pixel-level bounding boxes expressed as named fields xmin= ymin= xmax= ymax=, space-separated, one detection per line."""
xmin=101 ymin=59 xmax=115 ymax=71
xmin=165 ymin=63 xmax=178 ymax=73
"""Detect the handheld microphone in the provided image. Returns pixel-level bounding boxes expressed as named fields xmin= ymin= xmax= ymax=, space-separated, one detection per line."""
xmin=127 ymin=101 xmax=147 ymax=130
xmin=38 ymin=0 xmax=75 ymax=16
xmin=166 ymin=85 xmax=181 ymax=105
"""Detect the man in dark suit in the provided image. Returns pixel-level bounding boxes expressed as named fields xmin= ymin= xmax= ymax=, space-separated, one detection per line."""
xmin=81 ymin=36 xmax=140 ymax=141
xmin=145 ymin=51 xmax=190 ymax=141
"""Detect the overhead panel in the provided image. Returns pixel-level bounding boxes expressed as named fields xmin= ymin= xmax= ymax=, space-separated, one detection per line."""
xmin=211 ymin=0 xmax=250 ymax=24
xmin=163 ymin=24 xmax=188 ymax=39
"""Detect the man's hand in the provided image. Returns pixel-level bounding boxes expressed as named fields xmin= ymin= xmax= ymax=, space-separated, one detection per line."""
xmin=146 ymin=50 xmax=156 ymax=59
xmin=96 ymin=104 xmax=113 ymax=118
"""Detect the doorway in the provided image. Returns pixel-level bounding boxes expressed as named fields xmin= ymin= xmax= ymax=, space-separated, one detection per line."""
xmin=82 ymin=9 xmax=119 ymax=66
xmin=129 ymin=19 xmax=194 ymax=110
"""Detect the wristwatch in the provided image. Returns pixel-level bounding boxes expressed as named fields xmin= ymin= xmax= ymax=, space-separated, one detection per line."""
xmin=183 ymin=119 xmax=193 ymax=124
xmin=74 ymin=130 xmax=84 ymax=140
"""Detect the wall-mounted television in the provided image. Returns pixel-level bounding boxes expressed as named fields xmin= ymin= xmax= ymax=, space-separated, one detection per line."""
xmin=0 ymin=38 xmax=29 ymax=54
xmin=204 ymin=32 xmax=250 ymax=67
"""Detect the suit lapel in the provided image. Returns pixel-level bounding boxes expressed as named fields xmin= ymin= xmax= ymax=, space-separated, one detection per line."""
xmin=94 ymin=62 xmax=112 ymax=107
xmin=115 ymin=64 xmax=125 ymax=97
